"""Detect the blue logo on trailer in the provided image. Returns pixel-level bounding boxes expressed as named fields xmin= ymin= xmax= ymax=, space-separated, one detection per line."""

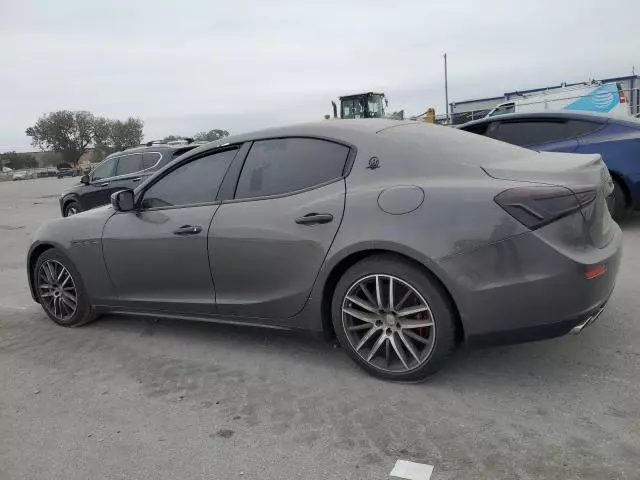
xmin=565 ymin=84 xmax=619 ymax=113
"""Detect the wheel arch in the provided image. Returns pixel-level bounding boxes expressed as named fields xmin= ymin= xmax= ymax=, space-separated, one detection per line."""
xmin=319 ymin=245 xmax=464 ymax=344
xmin=608 ymin=169 xmax=632 ymax=208
xmin=27 ymin=243 xmax=60 ymax=302
xmin=61 ymin=194 xmax=81 ymax=213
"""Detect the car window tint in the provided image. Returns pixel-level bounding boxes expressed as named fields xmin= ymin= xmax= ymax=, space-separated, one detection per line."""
xmin=142 ymin=152 xmax=161 ymax=169
xmin=566 ymin=120 xmax=603 ymax=138
xmin=235 ymin=138 xmax=349 ymax=199
xmin=91 ymin=158 xmax=116 ymax=181
xmin=492 ymin=121 xmax=568 ymax=146
xmin=140 ymin=149 xmax=237 ymax=209
xmin=115 ymin=154 xmax=143 ymax=176
xmin=461 ymin=122 xmax=492 ymax=135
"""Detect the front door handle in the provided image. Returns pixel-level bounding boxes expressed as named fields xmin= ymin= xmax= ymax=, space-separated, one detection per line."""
xmin=173 ymin=225 xmax=202 ymax=235
xmin=132 ymin=177 xmax=142 ymax=183
xmin=295 ymin=213 xmax=334 ymax=225
xmin=99 ymin=182 xmax=110 ymax=187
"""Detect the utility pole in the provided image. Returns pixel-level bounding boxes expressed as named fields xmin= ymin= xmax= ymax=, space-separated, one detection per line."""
xmin=444 ymin=53 xmax=450 ymax=124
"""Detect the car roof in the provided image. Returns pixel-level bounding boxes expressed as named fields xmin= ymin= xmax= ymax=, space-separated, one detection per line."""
xmin=195 ymin=119 xmax=418 ymax=147
xmin=458 ymin=110 xmax=623 ymax=129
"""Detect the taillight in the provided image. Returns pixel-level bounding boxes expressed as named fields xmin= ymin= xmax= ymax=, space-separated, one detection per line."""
xmin=494 ymin=186 xmax=596 ymax=230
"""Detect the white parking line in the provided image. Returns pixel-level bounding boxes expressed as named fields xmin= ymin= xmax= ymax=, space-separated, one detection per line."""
xmin=390 ymin=459 xmax=434 ymax=480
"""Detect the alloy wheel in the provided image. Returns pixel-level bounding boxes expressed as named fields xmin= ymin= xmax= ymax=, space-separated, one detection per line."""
xmin=341 ymin=274 xmax=436 ymax=373
xmin=37 ymin=260 xmax=78 ymax=322
xmin=65 ymin=206 xmax=78 ymax=217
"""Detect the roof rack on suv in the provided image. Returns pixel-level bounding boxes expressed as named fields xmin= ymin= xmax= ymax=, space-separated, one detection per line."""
xmin=144 ymin=137 xmax=195 ymax=147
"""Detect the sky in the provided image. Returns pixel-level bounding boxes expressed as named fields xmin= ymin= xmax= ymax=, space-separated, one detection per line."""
xmin=1 ymin=0 xmax=639 ymax=152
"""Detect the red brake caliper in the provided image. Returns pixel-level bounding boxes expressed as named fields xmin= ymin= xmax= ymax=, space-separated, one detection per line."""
xmin=416 ymin=311 xmax=428 ymax=339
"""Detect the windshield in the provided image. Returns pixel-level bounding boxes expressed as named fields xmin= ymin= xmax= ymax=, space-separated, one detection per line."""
xmin=367 ymin=94 xmax=386 ymax=117
xmin=341 ymin=98 xmax=365 ymax=119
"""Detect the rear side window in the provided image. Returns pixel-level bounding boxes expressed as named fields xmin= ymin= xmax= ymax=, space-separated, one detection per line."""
xmin=490 ymin=121 xmax=567 ymax=147
xmin=115 ymin=154 xmax=143 ymax=176
xmin=140 ymin=149 xmax=237 ymax=209
xmin=235 ymin=138 xmax=349 ymax=199
xmin=142 ymin=152 xmax=162 ymax=169
xmin=565 ymin=120 xmax=603 ymax=137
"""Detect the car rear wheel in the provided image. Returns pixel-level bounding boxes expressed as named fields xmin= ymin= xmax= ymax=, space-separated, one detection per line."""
xmin=331 ymin=254 xmax=456 ymax=382
xmin=34 ymin=249 xmax=94 ymax=327
xmin=608 ymin=177 xmax=628 ymax=222
xmin=64 ymin=201 xmax=82 ymax=217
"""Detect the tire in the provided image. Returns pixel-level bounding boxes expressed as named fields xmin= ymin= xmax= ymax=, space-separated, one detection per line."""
xmin=63 ymin=200 xmax=82 ymax=217
xmin=33 ymin=249 xmax=95 ymax=327
xmin=331 ymin=254 xmax=456 ymax=382
xmin=609 ymin=178 xmax=628 ymax=222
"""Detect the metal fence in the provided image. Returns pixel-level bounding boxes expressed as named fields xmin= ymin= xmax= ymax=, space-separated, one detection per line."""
xmin=445 ymin=88 xmax=640 ymax=125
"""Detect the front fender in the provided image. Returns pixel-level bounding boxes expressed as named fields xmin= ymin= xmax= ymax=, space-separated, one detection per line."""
xmin=27 ymin=207 xmax=117 ymax=304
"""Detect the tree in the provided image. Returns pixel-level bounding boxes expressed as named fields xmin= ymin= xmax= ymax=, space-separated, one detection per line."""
xmin=26 ymin=112 xmax=145 ymax=166
xmin=161 ymin=135 xmax=185 ymax=142
xmin=26 ymin=111 xmax=95 ymax=167
xmin=193 ymin=129 xmax=230 ymax=142
xmin=94 ymin=116 xmax=144 ymax=155
xmin=109 ymin=118 xmax=144 ymax=151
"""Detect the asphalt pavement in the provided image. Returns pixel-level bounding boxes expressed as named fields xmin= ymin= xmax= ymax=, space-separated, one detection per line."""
xmin=1 ymin=177 xmax=639 ymax=480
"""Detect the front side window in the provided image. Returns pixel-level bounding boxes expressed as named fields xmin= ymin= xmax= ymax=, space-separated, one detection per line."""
xmin=91 ymin=157 xmax=117 ymax=182
xmin=140 ymin=149 xmax=237 ymax=209
xmin=491 ymin=121 xmax=568 ymax=147
xmin=235 ymin=138 xmax=350 ymax=200
xmin=115 ymin=154 xmax=143 ymax=176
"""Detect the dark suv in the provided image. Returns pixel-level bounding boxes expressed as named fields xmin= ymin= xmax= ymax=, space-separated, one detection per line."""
xmin=59 ymin=142 xmax=199 ymax=217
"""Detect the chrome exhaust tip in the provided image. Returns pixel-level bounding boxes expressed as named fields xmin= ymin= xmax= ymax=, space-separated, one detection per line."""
xmin=571 ymin=307 xmax=605 ymax=334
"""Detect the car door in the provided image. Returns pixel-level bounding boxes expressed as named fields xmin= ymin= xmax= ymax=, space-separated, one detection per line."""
xmin=81 ymin=156 xmax=118 ymax=209
xmin=101 ymin=147 xmax=239 ymax=314
xmin=107 ymin=153 xmax=145 ymax=197
xmin=488 ymin=119 xmax=579 ymax=152
xmin=209 ymin=137 xmax=350 ymax=319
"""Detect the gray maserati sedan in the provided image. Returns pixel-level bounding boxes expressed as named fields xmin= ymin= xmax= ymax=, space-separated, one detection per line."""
xmin=27 ymin=120 xmax=622 ymax=381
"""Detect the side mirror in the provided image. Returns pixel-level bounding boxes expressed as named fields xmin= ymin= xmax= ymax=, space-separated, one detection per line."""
xmin=111 ymin=189 xmax=135 ymax=212
xmin=80 ymin=175 xmax=90 ymax=184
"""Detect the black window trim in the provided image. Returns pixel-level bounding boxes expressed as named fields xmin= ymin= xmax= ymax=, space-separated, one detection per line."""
xmin=91 ymin=151 xmax=163 ymax=184
xmin=133 ymin=145 xmax=241 ymax=212
xmin=221 ymin=135 xmax=356 ymax=205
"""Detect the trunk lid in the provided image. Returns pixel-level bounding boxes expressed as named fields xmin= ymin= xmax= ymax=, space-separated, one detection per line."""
xmin=483 ymin=151 xmax=615 ymax=248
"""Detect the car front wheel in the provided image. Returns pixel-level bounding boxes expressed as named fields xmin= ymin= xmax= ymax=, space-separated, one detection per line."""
xmin=331 ymin=254 xmax=457 ymax=382
xmin=64 ymin=201 xmax=82 ymax=217
xmin=34 ymin=249 xmax=94 ymax=327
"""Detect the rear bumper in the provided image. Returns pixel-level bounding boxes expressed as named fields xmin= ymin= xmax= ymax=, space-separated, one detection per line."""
xmin=436 ymin=222 xmax=622 ymax=348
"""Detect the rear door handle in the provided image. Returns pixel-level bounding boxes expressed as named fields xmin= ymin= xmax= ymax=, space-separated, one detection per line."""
xmin=132 ymin=177 xmax=142 ymax=183
xmin=173 ymin=225 xmax=202 ymax=235
xmin=295 ymin=213 xmax=334 ymax=225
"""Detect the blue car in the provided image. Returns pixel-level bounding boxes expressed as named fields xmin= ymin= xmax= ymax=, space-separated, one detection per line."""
xmin=459 ymin=111 xmax=640 ymax=220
